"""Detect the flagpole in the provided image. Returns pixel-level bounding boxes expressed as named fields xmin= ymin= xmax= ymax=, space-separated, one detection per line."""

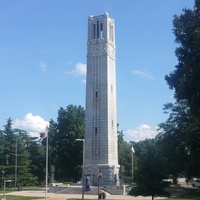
xmin=45 ymin=128 xmax=48 ymax=200
xmin=15 ymin=138 xmax=18 ymax=190
xmin=131 ymin=146 xmax=135 ymax=180
xmin=132 ymin=150 xmax=133 ymax=179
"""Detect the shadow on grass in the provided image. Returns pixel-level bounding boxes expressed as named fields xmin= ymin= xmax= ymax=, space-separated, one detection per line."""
xmin=165 ymin=188 xmax=200 ymax=200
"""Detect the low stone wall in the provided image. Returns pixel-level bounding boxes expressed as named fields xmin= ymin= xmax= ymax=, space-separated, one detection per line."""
xmin=48 ymin=185 xmax=125 ymax=195
xmin=102 ymin=186 xmax=124 ymax=195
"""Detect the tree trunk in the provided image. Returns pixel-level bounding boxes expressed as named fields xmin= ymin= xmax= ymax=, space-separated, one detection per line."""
xmin=152 ymin=195 xmax=154 ymax=200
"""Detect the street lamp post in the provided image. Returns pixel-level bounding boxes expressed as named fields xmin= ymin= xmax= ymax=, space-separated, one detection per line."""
xmin=75 ymin=139 xmax=85 ymax=200
xmin=97 ymin=173 xmax=102 ymax=200
xmin=3 ymin=180 xmax=12 ymax=200
xmin=15 ymin=138 xmax=18 ymax=190
xmin=15 ymin=131 xmax=20 ymax=191
xmin=2 ymin=171 xmax=4 ymax=198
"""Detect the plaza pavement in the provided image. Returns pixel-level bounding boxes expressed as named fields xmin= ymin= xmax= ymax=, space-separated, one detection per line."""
xmin=7 ymin=190 xmax=166 ymax=200
xmin=3 ymin=179 xmax=191 ymax=200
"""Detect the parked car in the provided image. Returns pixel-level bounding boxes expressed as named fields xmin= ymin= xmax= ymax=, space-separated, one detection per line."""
xmin=192 ymin=179 xmax=200 ymax=188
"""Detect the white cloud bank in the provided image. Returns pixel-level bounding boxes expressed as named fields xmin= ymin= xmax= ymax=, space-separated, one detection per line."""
xmin=65 ymin=62 xmax=86 ymax=83
xmin=13 ymin=114 xmax=157 ymax=142
xmin=124 ymin=124 xmax=158 ymax=142
xmin=65 ymin=62 xmax=86 ymax=76
xmin=13 ymin=113 xmax=49 ymax=138
xmin=132 ymin=70 xmax=154 ymax=79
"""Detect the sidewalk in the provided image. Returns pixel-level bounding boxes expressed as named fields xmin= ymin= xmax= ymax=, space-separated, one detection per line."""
xmin=7 ymin=190 xmax=166 ymax=200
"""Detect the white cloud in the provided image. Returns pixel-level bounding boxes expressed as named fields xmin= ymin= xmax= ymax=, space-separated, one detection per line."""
xmin=132 ymin=70 xmax=154 ymax=79
xmin=13 ymin=113 xmax=49 ymax=138
xmin=124 ymin=124 xmax=158 ymax=142
xmin=65 ymin=62 xmax=86 ymax=76
xmin=39 ymin=61 xmax=47 ymax=72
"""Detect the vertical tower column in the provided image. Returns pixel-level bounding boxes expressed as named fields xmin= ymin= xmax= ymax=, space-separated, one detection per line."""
xmin=84 ymin=13 xmax=119 ymax=186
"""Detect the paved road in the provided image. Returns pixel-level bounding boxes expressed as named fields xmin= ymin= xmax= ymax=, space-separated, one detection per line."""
xmin=7 ymin=190 xmax=166 ymax=200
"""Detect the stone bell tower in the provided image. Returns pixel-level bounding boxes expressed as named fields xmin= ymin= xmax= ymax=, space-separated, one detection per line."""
xmin=84 ymin=13 xmax=119 ymax=186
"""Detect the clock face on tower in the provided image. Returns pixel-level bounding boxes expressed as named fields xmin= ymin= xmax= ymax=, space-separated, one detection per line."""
xmin=92 ymin=44 xmax=115 ymax=56
xmin=93 ymin=45 xmax=100 ymax=53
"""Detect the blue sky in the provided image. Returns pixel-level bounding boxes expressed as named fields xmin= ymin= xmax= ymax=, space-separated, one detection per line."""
xmin=0 ymin=0 xmax=194 ymax=141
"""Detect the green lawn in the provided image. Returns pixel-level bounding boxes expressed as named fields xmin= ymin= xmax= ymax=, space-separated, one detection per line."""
xmin=1 ymin=196 xmax=42 ymax=200
xmin=2 ymin=188 xmax=200 ymax=200
xmin=66 ymin=189 xmax=200 ymax=200
xmin=166 ymin=189 xmax=200 ymax=200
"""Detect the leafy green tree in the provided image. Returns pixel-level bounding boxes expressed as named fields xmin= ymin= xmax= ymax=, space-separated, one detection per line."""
xmin=0 ymin=129 xmax=5 ymax=187
xmin=13 ymin=129 xmax=38 ymax=185
xmin=157 ymin=100 xmax=200 ymax=179
xmin=118 ymin=130 xmax=132 ymax=181
xmin=129 ymin=139 xmax=168 ymax=200
xmin=0 ymin=118 xmax=38 ymax=186
xmin=163 ymin=0 xmax=200 ymax=180
xmin=48 ymin=105 xmax=85 ymax=182
xmin=3 ymin=118 xmax=15 ymax=167
xmin=156 ymin=101 xmax=190 ymax=182
xmin=129 ymin=139 xmax=169 ymax=200
xmin=26 ymin=135 xmax=45 ymax=184
xmin=165 ymin=0 xmax=200 ymax=117
xmin=184 ymin=117 xmax=200 ymax=178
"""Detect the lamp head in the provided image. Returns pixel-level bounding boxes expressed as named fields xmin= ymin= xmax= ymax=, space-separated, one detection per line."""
xmin=98 ymin=173 xmax=102 ymax=178
xmin=75 ymin=139 xmax=84 ymax=142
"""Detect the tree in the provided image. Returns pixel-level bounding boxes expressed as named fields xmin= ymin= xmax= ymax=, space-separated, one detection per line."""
xmin=49 ymin=105 xmax=85 ymax=182
xmin=26 ymin=135 xmax=45 ymax=184
xmin=165 ymin=0 xmax=200 ymax=117
xmin=0 ymin=118 xmax=38 ymax=186
xmin=0 ymin=105 xmax=85 ymax=185
xmin=163 ymin=0 xmax=200 ymax=180
xmin=118 ymin=129 xmax=133 ymax=181
xmin=13 ymin=129 xmax=38 ymax=185
xmin=129 ymin=139 xmax=169 ymax=200
xmin=156 ymin=101 xmax=191 ymax=182
xmin=157 ymin=100 xmax=200 ymax=180
xmin=184 ymin=117 xmax=200 ymax=178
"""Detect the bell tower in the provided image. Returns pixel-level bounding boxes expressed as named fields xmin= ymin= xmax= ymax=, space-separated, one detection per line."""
xmin=84 ymin=13 xmax=119 ymax=186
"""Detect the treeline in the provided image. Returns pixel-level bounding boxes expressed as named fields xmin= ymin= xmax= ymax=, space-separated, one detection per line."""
xmin=0 ymin=1 xmax=199 ymax=199
xmin=0 ymin=99 xmax=199 ymax=189
xmin=0 ymin=105 xmax=85 ymax=186
xmin=129 ymin=1 xmax=200 ymax=199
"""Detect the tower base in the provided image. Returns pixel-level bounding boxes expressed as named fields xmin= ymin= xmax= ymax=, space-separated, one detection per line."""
xmin=84 ymin=164 xmax=120 ymax=186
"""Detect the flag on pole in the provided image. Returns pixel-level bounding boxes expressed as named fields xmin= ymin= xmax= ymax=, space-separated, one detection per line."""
xmin=39 ymin=128 xmax=48 ymax=143
xmin=131 ymin=146 xmax=135 ymax=153
xmin=84 ymin=175 xmax=91 ymax=192
xmin=131 ymin=146 xmax=134 ymax=179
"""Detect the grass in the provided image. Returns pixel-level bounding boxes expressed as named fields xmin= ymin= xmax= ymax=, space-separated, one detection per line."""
xmin=5 ymin=186 xmax=44 ymax=193
xmin=0 ymin=196 xmax=42 ymax=200
xmin=167 ymin=189 xmax=200 ymax=200
xmin=2 ymin=188 xmax=200 ymax=200
xmin=64 ymin=189 xmax=200 ymax=200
